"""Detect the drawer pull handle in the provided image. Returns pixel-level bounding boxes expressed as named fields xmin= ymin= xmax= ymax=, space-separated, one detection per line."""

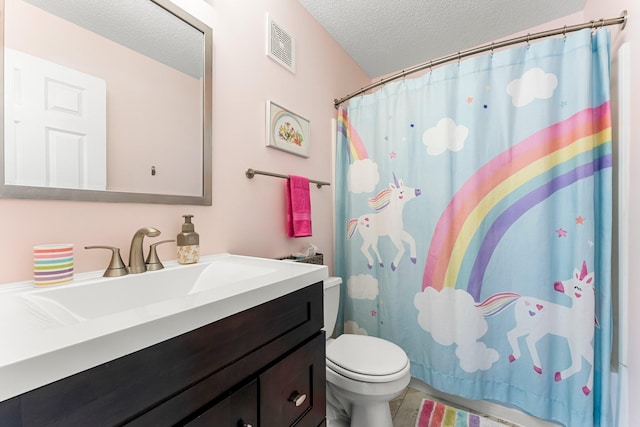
xmin=242 ymin=424 xmax=253 ymax=427
xmin=289 ymin=392 xmax=307 ymax=407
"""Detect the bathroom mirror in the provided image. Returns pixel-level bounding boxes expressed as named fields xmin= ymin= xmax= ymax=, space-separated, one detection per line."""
xmin=0 ymin=0 xmax=212 ymax=205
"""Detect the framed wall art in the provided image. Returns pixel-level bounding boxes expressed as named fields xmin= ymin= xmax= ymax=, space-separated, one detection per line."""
xmin=266 ymin=101 xmax=310 ymax=158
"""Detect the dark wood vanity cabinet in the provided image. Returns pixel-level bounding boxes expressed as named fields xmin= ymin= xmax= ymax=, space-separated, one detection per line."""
xmin=0 ymin=281 xmax=326 ymax=426
xmin=260 ymin=333 xmax=325 ymax=426
xmin=185 ymin=379 xmax=258 ymax=426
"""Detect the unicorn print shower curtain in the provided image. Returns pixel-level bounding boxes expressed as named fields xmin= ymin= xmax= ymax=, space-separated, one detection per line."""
xmin=335 ymin=29 xmax=612 ymax=427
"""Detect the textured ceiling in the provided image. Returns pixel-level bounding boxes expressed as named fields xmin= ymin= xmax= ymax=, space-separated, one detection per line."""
xmin=298 ymin=0 xmax=586 ymax=78
xmin=22 ymin=0 xmax=204 ymax=78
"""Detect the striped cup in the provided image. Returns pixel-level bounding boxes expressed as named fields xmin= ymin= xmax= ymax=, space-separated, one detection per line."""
xmin=33 ymin=244 xmax=74 ymax=286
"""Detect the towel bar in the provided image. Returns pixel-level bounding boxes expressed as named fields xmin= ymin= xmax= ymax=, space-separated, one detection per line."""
xmin=245 ymin=168 xmax=330 ymax=188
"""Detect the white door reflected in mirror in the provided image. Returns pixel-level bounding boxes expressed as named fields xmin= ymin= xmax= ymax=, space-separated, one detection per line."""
xmin=4 ymin=48 xmax=107 ymax=190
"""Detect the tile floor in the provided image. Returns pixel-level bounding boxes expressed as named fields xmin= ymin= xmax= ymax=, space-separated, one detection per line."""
xmin=390 ymin=387 xmax=427 ymax=426
xmin=390 ymin=387 xmax=520 ymax=427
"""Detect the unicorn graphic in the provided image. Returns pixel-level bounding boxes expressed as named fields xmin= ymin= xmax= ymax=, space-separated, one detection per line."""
xmin=347 ymin=175 xmax=421 ymax=271
xmin=477 ymin=262 xmax=597 ymax=396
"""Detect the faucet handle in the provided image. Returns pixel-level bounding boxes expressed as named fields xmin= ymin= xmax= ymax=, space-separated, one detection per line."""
xmin=145 ymin=240 xmax=175 ymax=271
xmin=85 ymin=246 xmax=128 ymax=277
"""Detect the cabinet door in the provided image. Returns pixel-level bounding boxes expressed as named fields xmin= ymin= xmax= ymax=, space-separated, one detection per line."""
xmin=186 ymin=379 xmax=257 ymax=427
xmin=260 ymin=333 xmax=325 ymax=427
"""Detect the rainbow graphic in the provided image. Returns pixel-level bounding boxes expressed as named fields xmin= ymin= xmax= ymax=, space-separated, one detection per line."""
xmin=338 ymin=108 xmax=369 ymax=161
xmin=422 ymin=102 xmax=612 ymax=301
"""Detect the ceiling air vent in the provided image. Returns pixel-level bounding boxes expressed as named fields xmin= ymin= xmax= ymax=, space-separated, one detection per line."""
xmin=266 ymin=14 xmax=295 ymax=73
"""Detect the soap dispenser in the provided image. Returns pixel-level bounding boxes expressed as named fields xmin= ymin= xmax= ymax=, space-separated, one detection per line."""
xmin=177 ymin=214 xmax=199 ymax=264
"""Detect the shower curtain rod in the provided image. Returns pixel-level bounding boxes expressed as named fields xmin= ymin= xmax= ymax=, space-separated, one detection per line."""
xmin=334 ymin=11 xmax=628 ymax=108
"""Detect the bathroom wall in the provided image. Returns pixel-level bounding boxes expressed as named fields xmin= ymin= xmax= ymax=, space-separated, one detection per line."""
xmin=0 ymin=0 xmax=370 ymax=284
xmin=3 ymin=1 xmax=636 ymax=422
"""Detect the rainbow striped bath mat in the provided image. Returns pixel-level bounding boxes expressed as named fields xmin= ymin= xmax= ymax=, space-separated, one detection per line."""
xmin=415 ymin=398 xmax=510 ymax=427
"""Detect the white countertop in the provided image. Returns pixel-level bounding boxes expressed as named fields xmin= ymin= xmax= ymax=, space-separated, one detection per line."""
xmin=0 ymin=253 xmax=328 ymax=402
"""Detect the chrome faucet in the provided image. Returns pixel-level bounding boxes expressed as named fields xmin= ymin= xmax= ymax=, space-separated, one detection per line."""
xmin=128 ymin=227 xmax=161 ymax=274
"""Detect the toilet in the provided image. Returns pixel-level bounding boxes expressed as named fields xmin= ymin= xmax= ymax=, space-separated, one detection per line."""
xmin=323 ymin=277 xmax=411 ymax=427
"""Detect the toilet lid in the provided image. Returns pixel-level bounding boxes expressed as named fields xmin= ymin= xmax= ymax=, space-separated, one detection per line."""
xmin=326 ymin=334 xmax=409 ymax=383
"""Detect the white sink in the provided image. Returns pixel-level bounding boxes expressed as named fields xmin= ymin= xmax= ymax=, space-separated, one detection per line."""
xmin=22 ymin=256 xmax=276 ymax=320
xmin=0 ymin=253 xmax=328 ymax=402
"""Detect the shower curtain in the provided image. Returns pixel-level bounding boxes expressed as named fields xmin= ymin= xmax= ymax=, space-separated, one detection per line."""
xmin=335 ymin=29 xmax=612 ymax=427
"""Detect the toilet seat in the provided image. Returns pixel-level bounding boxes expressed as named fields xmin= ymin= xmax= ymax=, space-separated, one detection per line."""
xmin=326 ymin=334 xmax=409 ymax=383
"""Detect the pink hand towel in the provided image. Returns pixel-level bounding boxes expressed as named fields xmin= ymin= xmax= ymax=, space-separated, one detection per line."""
xmin=286 ymin=175 xmax=312 ymax=237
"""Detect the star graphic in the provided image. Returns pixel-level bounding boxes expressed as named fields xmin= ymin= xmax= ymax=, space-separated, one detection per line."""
xmin=556 ymin=228 xmax=567 ymax=238
xmin=466 ymin=96 xmax=473 ymax=104
xmin=389 ymin=151 xmax=397 ymax=159
xmin=370 ymin=309 xmax=377 ymax=317
xmin=483 ymin=104 xmax=488 ymax=109
xmin=576 ymin=216 xmax=586 ymax=224
xmin=384 ymin=136 xmax=389 ymax=142
xmin=588 ymin=240 xmax=594 ymax=247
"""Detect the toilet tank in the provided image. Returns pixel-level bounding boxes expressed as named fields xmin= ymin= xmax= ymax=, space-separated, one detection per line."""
xmin=323 ymin=277 xmax=342 ymax=337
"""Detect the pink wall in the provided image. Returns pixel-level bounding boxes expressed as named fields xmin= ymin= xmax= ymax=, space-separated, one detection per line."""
xmin=6 ymin=0 xmax=202 ymax=196
xmin=0 ymin=0 xmax=370 ymax=283
xmin=8 ymin=2 xmax=632 ymax=421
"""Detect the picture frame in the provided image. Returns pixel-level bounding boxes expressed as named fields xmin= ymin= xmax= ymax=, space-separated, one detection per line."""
xmin=266 ymin=100 xmax=310 ymax=158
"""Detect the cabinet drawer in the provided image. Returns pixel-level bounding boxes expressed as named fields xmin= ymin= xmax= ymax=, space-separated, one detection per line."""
xmin=185 ymin=380 xmax=257 ymax=427
xmin=260 ymin=333 xmax=325 ymax=427
xmin=128 ymin=283 xmax=323 ymax=426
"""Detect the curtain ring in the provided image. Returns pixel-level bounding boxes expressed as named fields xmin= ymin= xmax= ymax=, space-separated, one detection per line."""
xmin=490 ymin=42 xmax=494 ymax=57
xmin=563 ymin=25 xmax=567 ymax=40
xmin=600 ymin=18 xmax=605 ymax=30
xmin=526 ymin=33 xmax=530 ymax=49
xmin=457 ymin=51 xmax=461 ymax=64
xmin=429 ymin=60 xmax=433 ymax=73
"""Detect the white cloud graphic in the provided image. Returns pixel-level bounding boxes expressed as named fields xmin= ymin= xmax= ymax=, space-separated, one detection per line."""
xmin=456 ymin=342 xmax=499 ymax=372
xmin=344 ymin=320 xmax=368 ymax=335
xmin=506 ymin=68 xmax=558 ymax=107
xmin=414 ymin=287 xmax=498 ymax=372
xmin=347 ymin=274 xmax=379 ymax=300
xmin=348 ymin=159 xmax=380 ymax=193
xmin=422 ymin=118 xmax=468 ymax=156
